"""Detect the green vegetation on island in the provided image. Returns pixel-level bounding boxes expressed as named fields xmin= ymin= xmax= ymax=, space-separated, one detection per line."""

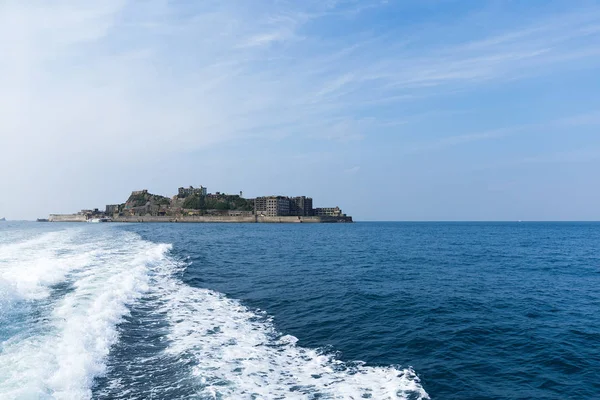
xmin=182 ymin=194 xmax=253 ymax=211
xmin=107 ymin=187 xmax=257 ymax=217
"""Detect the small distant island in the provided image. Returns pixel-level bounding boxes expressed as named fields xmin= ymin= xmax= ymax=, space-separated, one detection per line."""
xmin=48 ymin=186 xmax=352 ymax=223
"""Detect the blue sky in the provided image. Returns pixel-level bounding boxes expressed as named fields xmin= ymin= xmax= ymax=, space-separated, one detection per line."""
xmin=1 ymin=0 xmax=600 ymax=220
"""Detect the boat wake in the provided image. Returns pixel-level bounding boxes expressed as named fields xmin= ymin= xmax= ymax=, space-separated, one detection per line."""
xmin=0 ymin=226 xmax=428 ymax=399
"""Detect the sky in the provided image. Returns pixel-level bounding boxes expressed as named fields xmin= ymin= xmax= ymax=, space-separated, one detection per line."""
xmin=1 ymin=0 xmax=600 ymax=221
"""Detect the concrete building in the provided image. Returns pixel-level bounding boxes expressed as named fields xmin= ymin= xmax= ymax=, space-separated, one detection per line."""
xmin=314 ymin=206 xmax=343 ymax=217
xmin=254 ymin=196 xmax=291 ymax=216
xmin=178 ymin=186 xmax=207 ymax=197
xmin=105 ymin=204 xmax=119 ymax=215
xmin=228 ymin=210 xmax=254 ymax=217
xmin=290 ymin=196 xmax=314 ymax=216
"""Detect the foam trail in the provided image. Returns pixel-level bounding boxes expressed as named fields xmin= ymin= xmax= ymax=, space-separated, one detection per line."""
xmin=1 ymin=225 xmax=429 ymax=399
xmin=0 ymin=227 xmax=169 ymax=399
xmin=0 ymin=230 xmax=89 ymax=302
xmin=153 ymin=262 xmax=429 ymax=399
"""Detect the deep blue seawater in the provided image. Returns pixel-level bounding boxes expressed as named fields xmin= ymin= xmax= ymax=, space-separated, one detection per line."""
xmin=1 ymin=221 xmax=599 ymax=399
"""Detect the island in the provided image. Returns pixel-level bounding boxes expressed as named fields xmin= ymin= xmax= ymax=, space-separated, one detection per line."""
xmin=48 ymin=186 xmax=353 ymax=223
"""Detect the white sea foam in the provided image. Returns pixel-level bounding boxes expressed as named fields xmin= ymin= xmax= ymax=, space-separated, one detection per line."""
xmin=0 ymin=225 xmax=429 ymax=399
xmin=0 ymin=230 xmax=90 ymax=302
xmin=0 ymin=227 xmax=169 ymax=399
xmin=154 ymin=265 xmax=429 ymax=399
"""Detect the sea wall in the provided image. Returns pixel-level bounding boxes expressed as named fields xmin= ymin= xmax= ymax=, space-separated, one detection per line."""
xmin=110 ymin=215 xmax=353 ymax=223
xmin=113 ymin=215 xmax=257 ymax=223
xmin=257 ymin=216 xmax=353 ymax=223
xmin=49 ymin=214 xmax=87 ymax=222
xmin=48 ymin=214 xmax=353 ymax=223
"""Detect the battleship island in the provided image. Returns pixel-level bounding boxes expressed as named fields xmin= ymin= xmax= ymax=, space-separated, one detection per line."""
xmin=48 ymin=186 xmax=353 ymax=223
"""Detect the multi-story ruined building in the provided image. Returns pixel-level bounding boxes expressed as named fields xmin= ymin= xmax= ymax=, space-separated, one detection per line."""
xmin=314 ymin=207 xmax=344 ymax=217
xmin=289 ymin=196 xmax=314 ymax=216
xmin=105 ymin=204 xmax=119 ymax=215
xmin=254 ymin=196 xmax=291 ymax=216
xmin=254 ymin=195 xmax=346 ymax=217
xmin=178 ymin=186 xmax=207 ymax=197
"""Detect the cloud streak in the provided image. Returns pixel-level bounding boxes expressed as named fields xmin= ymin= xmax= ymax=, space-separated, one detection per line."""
xmin=2 ymin=0 xmax=600 ymax=218
xmin=2 ymin=2 xmax=600 ymax=158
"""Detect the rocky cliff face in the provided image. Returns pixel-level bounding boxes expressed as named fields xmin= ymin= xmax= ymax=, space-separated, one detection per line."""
xmin=119 ymin=189 xmax=254 ymax=217
xmin=125 ymin=191 xmax=171 ymax=208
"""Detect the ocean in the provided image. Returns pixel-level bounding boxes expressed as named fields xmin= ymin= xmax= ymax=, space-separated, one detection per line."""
xmin=0 ymin=222 xmax=598 ymax=399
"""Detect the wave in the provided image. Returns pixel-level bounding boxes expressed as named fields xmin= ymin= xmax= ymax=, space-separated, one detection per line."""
xmin=0 ymin=228 xmax=161 ymax=399
xmin=0 ymin=226 xmax=428 ymax=399
xmin=0 ymin=230 xmax=87 ymax=302
xmin=159 ymin=283 xmax=429 ymax=399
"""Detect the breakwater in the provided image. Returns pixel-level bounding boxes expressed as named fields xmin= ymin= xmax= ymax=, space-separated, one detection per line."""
xmin=48 ymin=214 xmax=353 ymax=223
xmin=49 ymin=214 xmax=88 ymax=222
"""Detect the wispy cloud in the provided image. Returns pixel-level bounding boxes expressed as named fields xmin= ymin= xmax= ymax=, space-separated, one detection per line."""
xmin=239 ymin=32 xmax=292 ymax=47
xmin=2 ymin=0 xmax=600 ymax=218
xmin=2 ymin=1 xmax=599 ymax=161
xmin=556 ymin=111 xmax=600 ymax=126
xmin=477 ymin=147 xmax=600 ymax=172
xmin=402 ymin=126 xmax=529 ymax=155
xmin=402 ymin=109 xmax=600 ymax=156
